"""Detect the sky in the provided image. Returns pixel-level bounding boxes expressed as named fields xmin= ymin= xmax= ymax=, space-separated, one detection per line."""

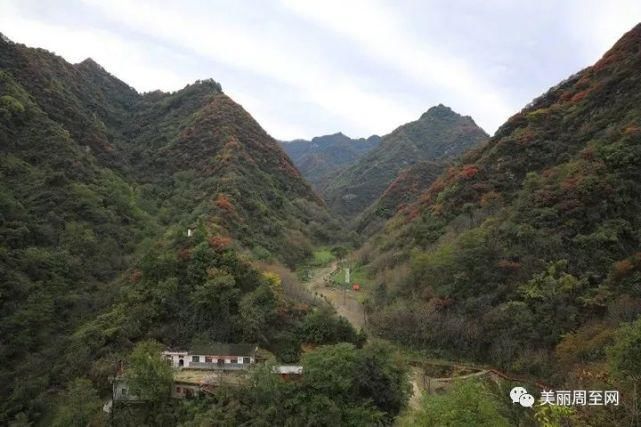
xmin=1 ymin=1 xmax=641 ymax=140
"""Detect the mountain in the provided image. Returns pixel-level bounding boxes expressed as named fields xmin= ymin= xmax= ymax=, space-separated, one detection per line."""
xmin=0 ymin=35 xmax=343 ymax=421
xmin=323 ymin=105 xmax=489 ymax=218
xmin=354 ymin=160 xmax=445 ymax=236
xmin=279 ymin=132 xmax=381 ymax=191
xmin=363 ymin=23 xmax=641 ymax=387
xmin=0 ymin=35 xmax=339 ymax=267
xmin=122 ymin=82 xmax=342 ymax=266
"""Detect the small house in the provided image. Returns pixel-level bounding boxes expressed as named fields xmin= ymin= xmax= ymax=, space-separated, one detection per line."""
xmin=162 ymin=343 xmax=258 ymax=370
xmin=273 ymin=365 xmax=303 ymax=380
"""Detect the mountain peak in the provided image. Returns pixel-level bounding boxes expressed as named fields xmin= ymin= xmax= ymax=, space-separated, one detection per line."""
xmin=310 ymin=132 xmax=351 ymax=144
xmin=77 ymin=57 xmax=102 ymax=69
xmin=420 ymin=104 xmax=458 ymax=120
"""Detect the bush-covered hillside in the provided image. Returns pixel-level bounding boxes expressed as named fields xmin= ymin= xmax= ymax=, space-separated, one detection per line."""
xmin=0 ymin=35 xmax=344 ymax=423
xmin=354 ymin=160 xmax=445 ymax=237
xmin=363 ymin=23 xmax=641 ymax=387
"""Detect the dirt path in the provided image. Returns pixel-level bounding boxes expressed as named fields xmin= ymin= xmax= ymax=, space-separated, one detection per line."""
xmin=308 ymin=261 xmax=365 ymax=330
xmin=304 ymin=262 xmax=548 ymax=412
xmin=307 ymin=262 xmax=425 ymax=405
xmin=307 ymin=262 xmax=422 ymax=405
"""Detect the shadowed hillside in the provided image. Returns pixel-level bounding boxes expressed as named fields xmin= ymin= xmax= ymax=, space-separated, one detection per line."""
xmin=280 ymin=132 xmax=381 ymax=191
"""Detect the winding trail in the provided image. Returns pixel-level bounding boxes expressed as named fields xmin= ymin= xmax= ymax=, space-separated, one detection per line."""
xmin=307 ymin=261 xmax=365 ymax=330
xmin=306 ymin=261 xmax=423 ymax=408
xmin=304 ymin=260 xmax=551 ymax=411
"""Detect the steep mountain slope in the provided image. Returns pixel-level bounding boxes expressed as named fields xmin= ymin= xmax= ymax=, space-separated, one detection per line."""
xmin=279 ymin=132 xmax=381 ymax=191
xmin=122 ymin=82 xmax=340 ymax=266
xmin=0 ymin=38 xmax=138 ymax=166
xmin=354 ymin=160 xmax=445 ymax=236
xmin=363 ymin=23 xmax=641 ymax=383
xmin=0 ymin=35 xmax=339 ymax=266
xmin=0 ymin=51 xmax=154 ymax=420
xmin=0 ymin=35 xmax=341 ymax=421
xmin=323 ymin=105 xmax=488 ymax=218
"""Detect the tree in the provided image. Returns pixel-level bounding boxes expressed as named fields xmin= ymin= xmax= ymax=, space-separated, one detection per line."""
xmin=355 ymin=341 xmax=410 ymax=417
xmin=331 ymin=246 xmax=349 ymax=261
xmin=607 ymin=319 xmax=641 ymax=423
xmin=302 ymin=342 xmax=409 ymax=421
xmin=190 ymin=270 xmax=239 ymax=336
xmin=52 ymin=378 xmax=102 ymax=427
xmin=239 ymin=283 xmax=278 ymax=342
xmin=399 ymin=380 xmax=510 ymax=427
xmin=299 ymin=306 xmax=359 ymax=345
xmin=126 ymin=340 xmax=173 ymax=404
xmin=608 ymin=319 xmax=641 ymax=381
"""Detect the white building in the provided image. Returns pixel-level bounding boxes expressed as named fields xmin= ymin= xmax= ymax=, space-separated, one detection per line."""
xmin=162 ymin=343 xmax=258 ymax=370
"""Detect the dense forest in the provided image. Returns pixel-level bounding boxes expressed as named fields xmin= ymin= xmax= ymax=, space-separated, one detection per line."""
xmin=3 ymin=20 xmax=641 ymax=427
xmin=0 ymin=34 xmax=363 ymax=425
xmin=322 ymin=104 xmax=488 ymax=220
xmin=279 ymin=132 xmax=381 ymax=192
xmin=357 ymin=22 xmax=641 ymax=425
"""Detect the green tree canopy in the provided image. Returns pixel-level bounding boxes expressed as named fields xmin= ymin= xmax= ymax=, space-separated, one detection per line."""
xmin=399 ymin=380 xmax=510 ymax=427
xmin=52 ymin=378 xmax=102 ymax=427
xmin=126 ymin=340 xmax=173 ymax=403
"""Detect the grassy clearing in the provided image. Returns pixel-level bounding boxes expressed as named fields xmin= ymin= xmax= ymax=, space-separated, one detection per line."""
xmin=333 ymin=265 xmax=369 ymax=287
xmin=310 ymin=248 xmax=336 ymax=266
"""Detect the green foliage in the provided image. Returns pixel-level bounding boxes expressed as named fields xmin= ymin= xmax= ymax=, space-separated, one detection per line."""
xmin=52 ymin=378 xmax=103 ymax=427
xmin=239 ymin=283 xmax=278 ymax=342
xmin=181 ymin=342 xmax=409 ymax=425
xmin=607 ymin=318 xmax=641 ymax=381
xmin=0 ymin=35 xmax=345 ymax=423
xmin=311 ymin=248 xmax=336 ymax=266
xmin=399 ymin=380 xmax=509 ymax=427
xmin=324 ymin=104 xmax=488 ymax=218
xmin=299 ymin=306 xmax=361 ymax=346
xmin=126 ymin=340 xmax=173 ymax=403
xmin=356 ymin=160 xmax=445 ymax=237
xmin=330 ymin=245 xmax=349 ymax=260
xmin=280 ymin=133 xmax=381 ymax=191
xmin=534 ymin=404 xmax=577 ymax=427
xmin=365 ymin=24 xmax=641 ymax=388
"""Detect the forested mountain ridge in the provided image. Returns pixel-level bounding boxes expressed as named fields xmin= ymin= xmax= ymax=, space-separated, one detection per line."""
xmin=362 ymin=22 xmax=641 ymax=391
xmin=121 ymin=82 xmax=338 ymax=266
xmin=0 ymin=34 xmax=339 ymax=266
xmin=323 ymin=105 xmax=489 ymax=218
xmin=279 ymin=132 xmax=381 ymax=191
xmin=0 ymin=35 xmax=344 ymax=422
xmin=354 ymin=159 xmax=445 ymax=236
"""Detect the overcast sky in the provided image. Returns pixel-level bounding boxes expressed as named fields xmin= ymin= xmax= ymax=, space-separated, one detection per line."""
xmin=1 ymin=1 xmax=641 ymax=140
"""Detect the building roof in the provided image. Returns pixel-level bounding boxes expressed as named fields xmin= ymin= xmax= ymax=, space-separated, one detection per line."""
xmin=174 ymin=369 xmax=247 ymax=385
xmin=273 ymin=365 xmax=303 ymax=375
xmin=187 ymin=343 xmax=258 ymax=356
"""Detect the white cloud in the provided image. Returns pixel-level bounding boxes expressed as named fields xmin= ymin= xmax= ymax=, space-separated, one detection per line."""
xmin=2 ymin=0 xmax=640 ymax=140
xmin=280 ymin=0 xmax=514 ymax=134
xmin=569 ymin=0 xmax=641 ymax=63
xmin=72 ymin=0 xmax=416 ymax=139
xmin=0 ymin=4 xmax=186 ymax=92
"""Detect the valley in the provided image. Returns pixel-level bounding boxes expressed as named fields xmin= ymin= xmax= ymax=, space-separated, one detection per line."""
xmin=2 ymin=18 xmax=641 ymax=427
